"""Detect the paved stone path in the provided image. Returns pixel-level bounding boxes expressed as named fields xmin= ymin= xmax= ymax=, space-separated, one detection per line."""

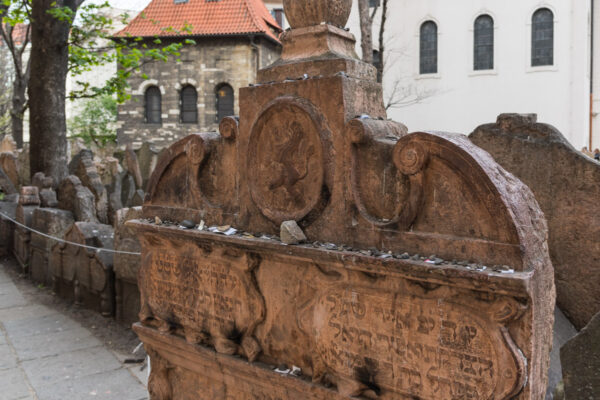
xmin=0 ymin=265 xmax=148 ymax=400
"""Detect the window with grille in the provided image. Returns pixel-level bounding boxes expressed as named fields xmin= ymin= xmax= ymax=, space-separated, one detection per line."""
xmin=420 ymin=21 xmax=438 ymax=74
xmin=474 ymin=15 xmax=494 ymax=70
xmin=532 ymin=8 xmax=554 ymax=67
xmin=145 ymin=86 xmax=162 ymax=124
xmin=180 ymin=85 xmax=198 ymax=124
xmin=216 ymin=84 xmax=234 ymax=123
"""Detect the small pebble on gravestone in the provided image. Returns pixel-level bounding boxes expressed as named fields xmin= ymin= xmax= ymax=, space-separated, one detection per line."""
xmin=180 ymin=220 xmax=195 ymax=229
xmin=280 ymin=220 xmax=307 ymax=245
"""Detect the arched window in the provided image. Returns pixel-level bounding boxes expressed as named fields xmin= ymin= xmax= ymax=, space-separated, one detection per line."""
xmin=216 ymin=84 xmax=234 ymax=123
xmin=420 ymin=21 xmax=438 ymax=74
xmin=180 ymin=85 xmax=198 ymax=124
xmin=532 ymin=8 xmax=554 ymax=67
xmin=145 ymin=86 xmax=162 ymax=124
xmin=474 ymin=15 xmax=494 ymax=70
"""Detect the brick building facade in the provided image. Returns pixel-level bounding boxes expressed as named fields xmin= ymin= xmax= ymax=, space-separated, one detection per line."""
xmin=116 ymin=0 xmax=282 ymax=148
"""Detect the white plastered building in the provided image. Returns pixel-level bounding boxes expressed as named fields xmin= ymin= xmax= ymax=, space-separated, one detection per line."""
xmin=345 ymin=0 xmax=599 ymax=149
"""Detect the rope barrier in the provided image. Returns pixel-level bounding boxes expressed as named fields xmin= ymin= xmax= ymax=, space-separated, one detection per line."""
xmin=0 ymin=210 xmax=142 ymax=256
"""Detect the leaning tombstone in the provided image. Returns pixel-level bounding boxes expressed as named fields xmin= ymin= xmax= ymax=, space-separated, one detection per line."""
xmin=13 ymin=186 xmax=40 ymax=272
xmin=0 ymin=152 xmax=19 ymax=189
xmin=0 ymin=134 xmax=16 ymax=153
xmin=29 ymin=208 xmax=74 ymax=285
xmin=52 ymin=222 xmax=115 ymax=316
xmin=0 ymin=166 xmax=17 ymax=196
xmin=57 ymin=175 xmax=98 ymax=223
xmin=131 ymin=2 xmax=555 ymax=399
xmin=114 ymin=207 xmax=142 ymax=326
xmin=69 ymin=150 xmax=109 ymax=224
xmin=470 ymin=114 xmax=600 ymax=330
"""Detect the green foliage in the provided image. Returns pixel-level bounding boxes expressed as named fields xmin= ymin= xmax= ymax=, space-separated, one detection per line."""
xmin=3 ymin=0 xmax=194 ymax=104
xmin=58 ymin=1 xmax=195 ymax=103
xmin=68 ymin=94 xmax=117 ymax=146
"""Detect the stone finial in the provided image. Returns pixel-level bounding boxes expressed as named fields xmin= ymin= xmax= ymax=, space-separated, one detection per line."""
xmin=283 ymin=0 xmax=352 ymax=29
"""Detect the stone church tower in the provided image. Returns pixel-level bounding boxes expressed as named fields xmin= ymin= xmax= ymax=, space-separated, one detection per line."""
xmin=115 ymin=0 xmax=282 ymax=148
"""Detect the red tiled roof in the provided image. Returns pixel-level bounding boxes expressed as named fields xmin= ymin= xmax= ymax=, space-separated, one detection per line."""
xmin=116 ymin=0 xmax=282 ymax=42
xmin=0 ymin=24 xmax=29 ymax=47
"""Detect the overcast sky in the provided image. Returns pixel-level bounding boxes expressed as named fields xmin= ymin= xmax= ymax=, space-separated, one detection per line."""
xmin=85 ymin=0 xmax=151 ymax=11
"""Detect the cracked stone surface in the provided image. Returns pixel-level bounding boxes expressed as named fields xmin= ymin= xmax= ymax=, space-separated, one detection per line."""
xmin=0 ymin=264 xmax=148 ymax=400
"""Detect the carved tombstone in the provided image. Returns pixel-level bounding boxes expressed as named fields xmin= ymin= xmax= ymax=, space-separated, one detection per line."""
xmin=29 ymin=208 xmax=74 ymax=285
xmin=51 ymin=222 xmax=115 ymax=316
xmin=0 ymin=152 xmax=19 ymax=189
xmin=114 ymin=207 xmax=142 ymax=326
xmin=69 ymin=150 xmax=109 ymax=224
xmin=470 ymin=114 xmax=600 ymax=330
xmin=13 ymin=187 xmax=40 ymax=272
xmin=0 ymin=166 xmax=17 ymax=195
xmin=57 ymin=175 xmax=99 ymax=223
xmin=0 ymin=134 xmax=17 ymax=153
xmin=132 ymin=3 xmax=555 ymax=399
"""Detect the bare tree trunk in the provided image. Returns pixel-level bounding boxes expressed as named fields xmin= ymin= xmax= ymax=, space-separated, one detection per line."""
xmin=10 ymin=77 xmax=26 ymax=148
xmin=358 ymin=0 xmax=373 ymax=64
xmin=29 ymin=0 xmax=82 ymax=182
xmin=376 ymin=0 xmax=388 ymax=83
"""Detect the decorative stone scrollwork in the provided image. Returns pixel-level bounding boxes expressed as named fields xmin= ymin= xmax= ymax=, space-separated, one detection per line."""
xmin=393 ymin=140 xmax=429 ymax=176
xmin=219 ymin=116 xmax=239 ymax=140
xmin=347 ymin=118 xmax=422 ymax=229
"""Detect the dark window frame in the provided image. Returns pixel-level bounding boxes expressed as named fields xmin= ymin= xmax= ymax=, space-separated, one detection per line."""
xmin=531 ymin=8 xmax=554 ymax=67
xmin=215 ymin=83 xmax=234 ymax=124
xmin=180 ymin=85 xmax=198 ymax=124
xmin=144 ymin=86 xmax=162 ymax=125
xmin=474 ymin=14 xmax=494 ymax=71
xmin=420 ymin=21 xmax=438 ymax=75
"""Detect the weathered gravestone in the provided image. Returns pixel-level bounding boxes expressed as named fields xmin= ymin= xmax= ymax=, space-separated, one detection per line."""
xmin=29 ymin=208 xmax=74 ymax=285
xmin=131 ymin=2 xmax=555 ymax=399
xmin=0 ymin=166 xmax=17 ymax=195
xmin=114 ymin=207 xmax=142 ymax=326
xmin=470 ymin=114 xmax=600 ymax=330
xmin=69 ymin=150 xmax=109 ymax=224
xmin=51 ymin=222 xmax=115 ymax=316
xmin=57 ymin=175 xmax=98 ymax=223
xmin=13 ymin=187 xmax=40 ymax=272
xmin=560 ymin=311 xmax=600 ymax=399
xmin=0 ymin=134 xmax=16 ymax=153
xmin=0 ymin=152 xmax=19 ymax=189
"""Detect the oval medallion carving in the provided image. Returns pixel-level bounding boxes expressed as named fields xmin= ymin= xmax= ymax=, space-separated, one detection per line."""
xmin=248 ymin=97 xmax=327 ymax=224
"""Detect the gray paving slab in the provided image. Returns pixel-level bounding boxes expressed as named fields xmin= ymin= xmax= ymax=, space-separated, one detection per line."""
xmin=0 ymin=269 xmax=12 ymax=284
xmin=0 ymin=285 xmax=27 ymax=309
xmin=23 ymin=345 xmax=122 ymax=388
xmin=4 ymin=312 xmax=81 ymax=338
xmin=36 ymin=368 xmax=149 ymax=400
xmin=10 ymin=327 xmax=102 ymax=361
xmin=0 ymin=304 xmax=57 ymax=323
xmin=0 ymin=262 xmax=148 ymax=399
xmin=0 ymin=368 xmax=33 ymax=400
xmin=0 ymin=343 xmax=17 ymax=370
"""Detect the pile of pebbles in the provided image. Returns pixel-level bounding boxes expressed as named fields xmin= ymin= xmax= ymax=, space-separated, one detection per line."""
xmin=147 ymin=218 xmax=515 ymax=274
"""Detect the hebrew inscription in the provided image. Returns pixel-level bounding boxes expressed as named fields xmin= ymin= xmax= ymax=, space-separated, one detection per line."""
xmin=139 ymin=237 xmax=265 ymax=359
xmin=303 ymin=287 xmax=524 ymax=399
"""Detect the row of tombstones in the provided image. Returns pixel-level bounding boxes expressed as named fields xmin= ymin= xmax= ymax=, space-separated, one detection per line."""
xmin=0 ymin=142 xmax=153 ymax=327
xmin=0 ymin=188 xmax=142 ymax=326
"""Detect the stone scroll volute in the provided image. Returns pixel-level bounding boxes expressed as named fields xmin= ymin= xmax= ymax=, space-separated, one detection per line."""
xmin=134 ymin=0 xmax=555 ymax=398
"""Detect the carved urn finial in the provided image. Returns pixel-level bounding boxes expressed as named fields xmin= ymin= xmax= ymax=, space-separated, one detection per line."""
xmin=283 ymin=0 xmax=352 ymax=29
